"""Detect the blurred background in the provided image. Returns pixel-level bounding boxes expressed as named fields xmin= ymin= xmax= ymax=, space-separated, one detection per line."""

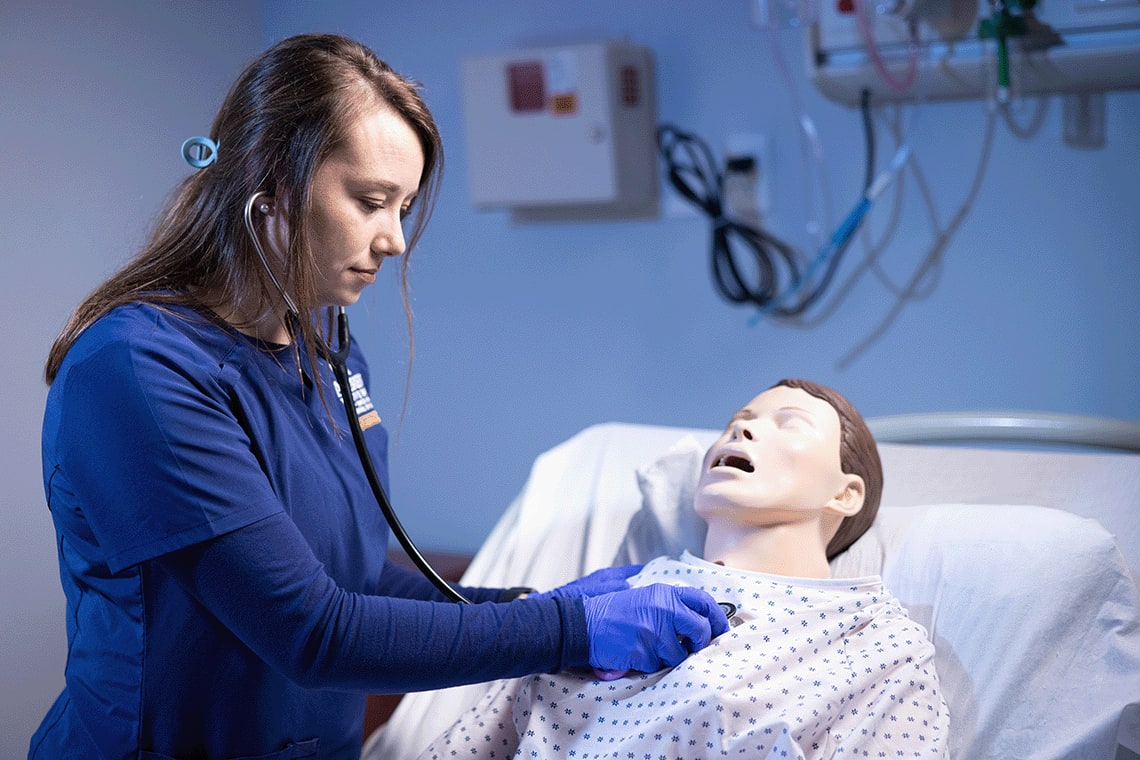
xmin=2 ymin=1 xmax=1137 ymax=752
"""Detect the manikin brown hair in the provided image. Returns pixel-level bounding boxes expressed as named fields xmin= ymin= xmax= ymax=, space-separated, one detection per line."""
xmin=44 ymin=34 xmax=443 ymax=394
xmin=771 ymin=378 xmax=883 ymax=560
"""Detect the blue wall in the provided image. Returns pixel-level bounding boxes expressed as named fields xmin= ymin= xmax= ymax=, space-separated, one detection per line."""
xmin=1 ymin=1 xmax=262 ymax=750
xmin=262 ymin=1 xmax=1140 ymax=555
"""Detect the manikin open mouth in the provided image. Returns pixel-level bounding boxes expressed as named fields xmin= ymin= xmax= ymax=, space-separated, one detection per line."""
xmin=714 ymin=454 xmax=755 ymax=473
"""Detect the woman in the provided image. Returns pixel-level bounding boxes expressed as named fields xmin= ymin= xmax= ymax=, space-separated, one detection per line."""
xmin=32 ymin=34 xmax=727 ymax=759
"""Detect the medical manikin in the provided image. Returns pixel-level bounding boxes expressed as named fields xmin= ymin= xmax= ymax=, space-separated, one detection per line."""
xmin=419 ymin=378 xmax=949 ymax=759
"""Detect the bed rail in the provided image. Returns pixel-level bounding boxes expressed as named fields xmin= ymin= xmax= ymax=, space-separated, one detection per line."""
xmin=868 ymin=411 xmax=1140 ymax=453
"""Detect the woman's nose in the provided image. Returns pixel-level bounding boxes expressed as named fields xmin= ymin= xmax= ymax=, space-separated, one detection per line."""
xmin=372 ymin=218 xmax=406 ymax=258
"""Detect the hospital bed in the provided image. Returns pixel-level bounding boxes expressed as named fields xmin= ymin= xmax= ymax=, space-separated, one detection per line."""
xmin=364 ymin=411 xmax=1140 ymax=759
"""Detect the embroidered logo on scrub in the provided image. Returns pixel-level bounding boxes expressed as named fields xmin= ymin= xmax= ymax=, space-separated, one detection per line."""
xmin=333 ymin=369 xmax=381 ymax=431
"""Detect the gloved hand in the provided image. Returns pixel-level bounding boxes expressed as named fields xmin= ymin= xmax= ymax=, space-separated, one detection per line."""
xmin=583 ymin=583 xmax=730 ymax=677
xmin=532 ymin=564 xmax=642 ymax=600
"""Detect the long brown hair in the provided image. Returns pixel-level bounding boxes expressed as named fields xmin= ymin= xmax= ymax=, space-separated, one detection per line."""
xmin=44 ymin=34 xmax=443 ymax=390
xmin=772 ymin=378 xmax=883 ymax=560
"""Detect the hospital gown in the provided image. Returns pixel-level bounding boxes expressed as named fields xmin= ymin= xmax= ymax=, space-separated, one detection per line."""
xmin=420 ymin=552 xmax=948 ymax=759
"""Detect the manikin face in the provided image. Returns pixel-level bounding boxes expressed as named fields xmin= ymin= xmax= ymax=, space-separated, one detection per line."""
xmin=301 ymin=103 xmax=425 ymax=308
xmin=694 ymin=385 xmax=860 ymax=528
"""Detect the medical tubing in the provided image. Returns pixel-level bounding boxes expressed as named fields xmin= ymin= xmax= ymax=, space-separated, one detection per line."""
xmin=861 ymin=89 xmax=876 ymax=192
xmin=791 ymin=107 xmax=914 ymax=329
xmin=999 ymin=96 xmax=1049 ymax=139
xmin=787 ymin=98 xmax=907 ymax=314
xmin=326 ymin=309 xmax=471 ymax=605
xmin=747 ymin=147 xmax=906 ymax=326
xmin=765 ymin=20 xmax=834 ymax=246
xmin=749 ymin=200 xmax=868 ymax=323
xmin=657 ymin=122 xmax=891 ymax=319
xmin=769 ymin=136 xmax=900 ymax=317
xmin=811 ymin=149 xmax=907 ymax=284
xmin=852 ymin=0 xmax=920 ymax=92
xmin=837 ymin=108 xmax=997 ymax=368
xmin=813 ymin=149 xmax=910 ymax=310
xmin=784 ymin=91 xmax=893 ymax=324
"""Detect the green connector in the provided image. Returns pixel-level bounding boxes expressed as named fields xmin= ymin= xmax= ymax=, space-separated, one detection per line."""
xmin=978 ymin=5 xmax=1030 ymax=102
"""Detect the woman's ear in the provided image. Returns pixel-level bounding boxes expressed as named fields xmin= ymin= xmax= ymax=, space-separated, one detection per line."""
xmin=827 ymin=474 xmax=865 ymax=518
xmin=261 ymin=197 xmax=291 ymax=259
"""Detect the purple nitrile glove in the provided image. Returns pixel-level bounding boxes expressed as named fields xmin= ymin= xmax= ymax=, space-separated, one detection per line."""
xmin=530 ymin=564 xmax=642 ymax=600
xmin=583 ymin=583 xmax=730 ymax=677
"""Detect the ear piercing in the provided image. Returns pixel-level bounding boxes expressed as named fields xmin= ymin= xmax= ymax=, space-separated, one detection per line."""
xmin=259 ymin=203 xmax=271 ymax=214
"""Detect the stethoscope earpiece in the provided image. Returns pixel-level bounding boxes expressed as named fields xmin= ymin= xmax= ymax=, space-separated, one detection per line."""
xmin=243 ymin=191 xmax=297 ymax=316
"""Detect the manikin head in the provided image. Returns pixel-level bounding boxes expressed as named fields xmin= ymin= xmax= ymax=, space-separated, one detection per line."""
xmin=694 ymin=379 xmax=882 ymax=567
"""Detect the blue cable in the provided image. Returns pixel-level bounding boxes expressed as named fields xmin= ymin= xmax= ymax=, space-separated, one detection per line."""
xmin=746 ymin=144 xmax=909 ymax=326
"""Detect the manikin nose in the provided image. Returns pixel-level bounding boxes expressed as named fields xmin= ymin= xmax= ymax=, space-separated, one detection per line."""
xmin=731 ymin=421 xmax=754 ymax=440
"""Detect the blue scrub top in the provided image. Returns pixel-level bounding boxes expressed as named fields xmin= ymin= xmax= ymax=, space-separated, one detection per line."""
xmin=31 ymin=302 xmax=586 ymax=759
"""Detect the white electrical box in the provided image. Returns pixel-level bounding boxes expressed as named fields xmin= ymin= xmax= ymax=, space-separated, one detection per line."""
xmin=460 ymin=41 xmax=658 ymax=222
xmin=799 ymin=0 xmax=1140 ymax=104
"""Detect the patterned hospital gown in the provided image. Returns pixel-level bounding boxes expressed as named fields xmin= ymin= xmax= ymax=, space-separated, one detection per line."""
xmin=420 ymin=553 xmax=948 ymax=759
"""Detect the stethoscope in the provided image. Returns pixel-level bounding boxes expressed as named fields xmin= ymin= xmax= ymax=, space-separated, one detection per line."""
xmin=243 ymin=191 xmax=471 ymax=604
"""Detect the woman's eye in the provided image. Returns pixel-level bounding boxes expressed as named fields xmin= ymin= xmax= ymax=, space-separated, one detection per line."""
xmin=402 ymin=197 xmax=418 ymax=220
xmin=361 ymin=199 xmax=383 ymax=213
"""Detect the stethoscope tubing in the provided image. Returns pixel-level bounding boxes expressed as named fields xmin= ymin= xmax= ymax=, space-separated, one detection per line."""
xmin=324 ymin=308 xmax=471 ymax=604
xmin=243 ymin=192 xmax=470 ymax=604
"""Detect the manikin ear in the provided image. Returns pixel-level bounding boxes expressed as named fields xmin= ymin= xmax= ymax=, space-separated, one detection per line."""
xmin=826 ymin=474 xmax=866 ymax=518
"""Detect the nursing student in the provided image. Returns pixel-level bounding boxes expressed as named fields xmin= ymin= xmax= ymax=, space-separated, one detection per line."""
xmin=31 ymin=33 xmax=728 ymax=759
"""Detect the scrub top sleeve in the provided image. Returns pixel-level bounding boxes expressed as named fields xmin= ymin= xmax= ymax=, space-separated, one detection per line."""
xmin=157 ymin=510 xmax=586 ymax=693
xmin=51 ymin=337 xmax=282 ymax=573
xmin=378 ymin=558 xmax=504 ymax=604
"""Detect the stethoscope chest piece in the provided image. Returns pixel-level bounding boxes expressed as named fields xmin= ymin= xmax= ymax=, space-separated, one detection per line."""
xmin=718 ymin=601 xmax=744 ymax=627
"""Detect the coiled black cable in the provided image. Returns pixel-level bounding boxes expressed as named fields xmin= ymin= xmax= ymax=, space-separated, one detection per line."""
xmin=655 ymin=90 xmax=876 ymax=319
xmin=656 ymin=123 xmax=801 ymax=312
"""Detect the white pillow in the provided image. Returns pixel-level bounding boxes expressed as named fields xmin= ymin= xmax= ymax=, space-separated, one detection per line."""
xmin=613 ymin=437 xmax=1140 ymax=759
xmin=885 ymin=503 xmax=1140 ymax=759
xmin=613 ymin=434 xmax=708 ymax=565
